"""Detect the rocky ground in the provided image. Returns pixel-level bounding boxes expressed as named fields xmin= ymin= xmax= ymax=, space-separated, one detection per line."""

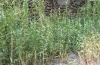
xmin=45 ymin=52 xmax=100 ymax=65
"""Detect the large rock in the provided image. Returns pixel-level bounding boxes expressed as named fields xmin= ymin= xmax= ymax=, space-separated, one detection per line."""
xmin=57 ymin=0 xmax=70 ymax=5
xmin=44 ymin=0 xmax=86 ymax=15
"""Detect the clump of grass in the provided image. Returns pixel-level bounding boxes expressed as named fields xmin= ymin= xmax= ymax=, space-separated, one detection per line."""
xmin=0 ymin=0 xmax=100 ymax=65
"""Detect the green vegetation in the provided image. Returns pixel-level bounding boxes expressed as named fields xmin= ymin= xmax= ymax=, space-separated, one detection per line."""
xmin=0 ymin=0 xmax=100 ymax=65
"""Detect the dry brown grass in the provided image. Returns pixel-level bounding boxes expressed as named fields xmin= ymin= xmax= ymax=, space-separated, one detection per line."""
xmin=79 ymin=32 xmax=100 ymax=65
